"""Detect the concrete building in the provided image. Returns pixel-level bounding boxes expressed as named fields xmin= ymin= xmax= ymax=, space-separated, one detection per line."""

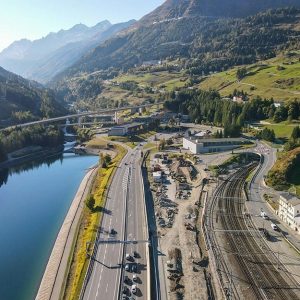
xmin=183 ymin=137 xmax=246 ymax=154
xmin=278 ymin=192 xmax=300 ymax=233
xmin=153 ymin=171 xmax=162 ymax=183
xmin=108 ymin=123 xmax=144 ymax=136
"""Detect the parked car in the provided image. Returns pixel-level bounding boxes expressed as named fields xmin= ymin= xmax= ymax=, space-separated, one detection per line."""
xmin=133 ymin=274 xmax=138 ymax=282
xmin=271 ymin=223 xmax=279 ymax=231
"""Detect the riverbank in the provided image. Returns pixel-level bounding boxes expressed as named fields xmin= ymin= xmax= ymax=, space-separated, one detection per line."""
xmin=0 ymin=145 xmax=64 ymax=170
xmin=35 ymin=165 xmax=98 ymax=300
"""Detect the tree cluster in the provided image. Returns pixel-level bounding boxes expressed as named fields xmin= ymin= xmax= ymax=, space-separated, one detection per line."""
xmin=256 ymin=128 xmax=276 ymax=142
xmin=0 ymin=125 xmax=64 ymax=159
xmin=164 ymin=89 xmax=275 ymax=137
xmin=285 ymin=126 xmax=300 ymax=151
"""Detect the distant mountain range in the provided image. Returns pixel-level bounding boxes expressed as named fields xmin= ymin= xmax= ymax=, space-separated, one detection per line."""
xmin=52 ymin=2 xmax=300 ymax=85
xmin=0 ymin=66 xmax=66 ymax=126
xmin=0 ymin=20 xmax=135 ymax=83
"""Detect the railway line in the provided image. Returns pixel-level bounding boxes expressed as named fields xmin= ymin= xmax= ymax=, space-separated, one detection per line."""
xmin=207 ymin=162 xmax=300 ymax=299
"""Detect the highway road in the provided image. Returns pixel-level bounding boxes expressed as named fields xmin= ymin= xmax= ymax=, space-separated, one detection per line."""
xmin=1 ymin=102 xmax=162 ymax=131
xmin=82 ymin=146 xmax=148 ymax=300
xmin=120 ymin=148 xmax=148 ymax=298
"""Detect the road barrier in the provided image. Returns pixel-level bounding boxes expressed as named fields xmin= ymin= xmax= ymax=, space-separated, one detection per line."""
xmin=140 ymin=158 xmax=152 ymax=300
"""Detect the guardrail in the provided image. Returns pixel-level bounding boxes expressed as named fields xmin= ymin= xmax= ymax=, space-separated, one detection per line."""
xmin=79 ymin=154 xmax=128 ymax=300
xmin=117 ymin=166 xmax=131 ymax=300
xmin=139 ymin=161 xmax=151 ymax=300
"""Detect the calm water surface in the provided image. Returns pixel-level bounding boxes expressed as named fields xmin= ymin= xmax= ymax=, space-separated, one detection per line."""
xmin=0 ymin=153 xmax=98 ymax=300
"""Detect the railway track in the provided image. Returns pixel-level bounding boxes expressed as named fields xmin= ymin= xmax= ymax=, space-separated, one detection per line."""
xmin=208 ymin=163 xmax=300 ymax=300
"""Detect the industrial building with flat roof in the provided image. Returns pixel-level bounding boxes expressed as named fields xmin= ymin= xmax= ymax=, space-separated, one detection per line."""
xmin=108 ymin=122 xmax=144 ymax=136
xmin=183 ymin=137 xmax=247 ymax=154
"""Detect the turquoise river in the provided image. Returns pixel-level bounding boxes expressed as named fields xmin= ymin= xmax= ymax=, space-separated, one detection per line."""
xmin=0 ymin=152 xmax=98 ymax=300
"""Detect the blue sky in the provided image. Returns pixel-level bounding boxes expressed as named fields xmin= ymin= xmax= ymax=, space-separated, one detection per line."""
xmin=0 ymin=0 xmax=165 ymax=51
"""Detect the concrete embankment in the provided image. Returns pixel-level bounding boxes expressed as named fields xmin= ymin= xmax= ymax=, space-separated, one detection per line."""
xmin=35 ymin=166 xmax=98 ymax=300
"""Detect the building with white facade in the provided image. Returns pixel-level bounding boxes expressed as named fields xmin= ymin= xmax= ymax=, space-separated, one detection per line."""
xmin=278 ymin=192 xmax=300 ymax=233
xmin=108 ymin=123 xmax=144 ymax=136
xmin=183 ymin=137 xmax=246 ymax=154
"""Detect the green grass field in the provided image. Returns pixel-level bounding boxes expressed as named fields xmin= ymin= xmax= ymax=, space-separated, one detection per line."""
xmin=199 ymin=51 xmax=300 ymax=101
xmin=263 ymin=123 xmax=299 ymax=139
xmin=115 ymin=70 xmax=187 ymax=91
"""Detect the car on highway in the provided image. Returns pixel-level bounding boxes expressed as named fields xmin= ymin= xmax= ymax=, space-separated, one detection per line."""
xmin=126 ymin=253 xmax=133 ymax=261
xmin=123 ymin=286 xmax=129 ymax=294
xmin=110 ymin=228 xmax=117 ymax=235
xmin=131 ymin=284 xmax=137 ymax=294
xmin=132 ymin=263 xmax=137 ymax=273
xmin=125 ymin=264 xmax=130 ymax=272
xmin=260 ymin=211 xmax=269 ymax=220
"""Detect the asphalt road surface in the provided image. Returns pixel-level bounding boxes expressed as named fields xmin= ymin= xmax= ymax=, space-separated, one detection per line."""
xmin=82 ymin=146 xmax=148 ymax=300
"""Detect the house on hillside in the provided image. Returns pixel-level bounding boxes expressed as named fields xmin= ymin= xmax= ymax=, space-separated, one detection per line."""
xmin=278 ymin=192 xmax=300 ymax=233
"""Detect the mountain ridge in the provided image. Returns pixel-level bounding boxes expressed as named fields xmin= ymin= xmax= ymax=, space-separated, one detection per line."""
xmin=141 ymin=0 xmax=300 ymax=23
xmin=0 ymin=19 xmax=135 ymax=83
xmin=52 ymin=6 xmax=300 ymax=84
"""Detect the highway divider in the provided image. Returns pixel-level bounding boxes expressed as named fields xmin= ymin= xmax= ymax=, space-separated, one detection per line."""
xmin=118 ymin=165 xmax=130 ymax=300
xmin=140 ymin=154 xmax=151 ymax=300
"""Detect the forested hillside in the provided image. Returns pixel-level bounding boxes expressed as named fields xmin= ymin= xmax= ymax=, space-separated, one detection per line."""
xmin=0 ymin=67 xmax=66 ymax=127
xmin=164 ymin=88 xmax=300 ymax=138
xmin=141 ymin=0 xmax=300 ymax=22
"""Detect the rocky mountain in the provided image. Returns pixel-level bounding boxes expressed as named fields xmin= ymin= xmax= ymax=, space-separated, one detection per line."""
xmin=0 ymin=67 xmax=66 ymax=127
xmin=141 ymin=0 xmax=300 ymax=22
xmin=0 ymin=20 xmax=135 ymax=83
xmin=53 ymin=6 xmax=300 ymax=84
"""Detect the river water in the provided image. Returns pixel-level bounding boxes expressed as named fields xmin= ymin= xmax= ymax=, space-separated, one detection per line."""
xmin=0 ymin=152 xmax=98 ymax=300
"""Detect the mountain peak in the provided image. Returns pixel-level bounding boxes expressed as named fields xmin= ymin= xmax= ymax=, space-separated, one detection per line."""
xmin=70 ymin=23 xmax=89 ymax=31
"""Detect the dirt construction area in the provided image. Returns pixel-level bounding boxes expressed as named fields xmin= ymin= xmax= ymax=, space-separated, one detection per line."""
xmin=148 ymin=151 xmax=230 ymax=300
